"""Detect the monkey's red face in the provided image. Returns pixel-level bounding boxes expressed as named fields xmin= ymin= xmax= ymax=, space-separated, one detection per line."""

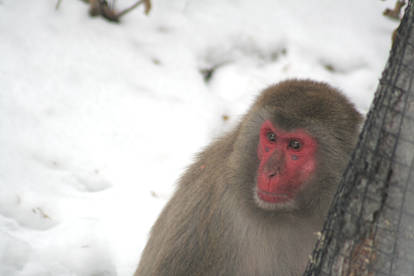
xmin=256 ymin=120 xmax=317 ymax=206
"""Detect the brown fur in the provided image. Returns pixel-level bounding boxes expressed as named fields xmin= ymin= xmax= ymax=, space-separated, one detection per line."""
xmin=134 ymin=79 xmax=362 ymax=276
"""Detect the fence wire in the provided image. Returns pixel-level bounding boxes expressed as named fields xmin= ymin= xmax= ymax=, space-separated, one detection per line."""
xmin=303 ymin=1 xmax=414 ymax=275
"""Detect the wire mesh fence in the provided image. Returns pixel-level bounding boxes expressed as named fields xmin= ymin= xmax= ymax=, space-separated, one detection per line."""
xmin=303 ymin=1 xmax=414 ymax=275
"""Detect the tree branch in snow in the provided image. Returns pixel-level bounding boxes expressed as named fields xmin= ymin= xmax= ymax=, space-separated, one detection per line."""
xmin=89 ymin=0 xmax=120 ymax=22
xmin=88 ymin=0 xmax=151 ymax=22
xmin=383 ymin=0 xmax=406 ymax=20
xmin=118 ymin=0 xmax=151 ymax=17
xmin=55 ymin=0 xmax=63 ymax=10
xmin=56 ymin=0 xmax=151 ymax=22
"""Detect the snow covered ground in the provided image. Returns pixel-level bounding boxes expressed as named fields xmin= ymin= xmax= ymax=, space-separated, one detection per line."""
xmin=0 ymin=0 xmax=397 ymax=275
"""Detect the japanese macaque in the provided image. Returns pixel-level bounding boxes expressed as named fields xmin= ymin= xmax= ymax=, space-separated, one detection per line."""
xmin=134 ymin=80 xmax=362 ymax=276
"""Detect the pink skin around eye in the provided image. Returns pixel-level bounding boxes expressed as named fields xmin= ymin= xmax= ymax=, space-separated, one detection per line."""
xmin=256 ymin=120 xmax=317 ymax=203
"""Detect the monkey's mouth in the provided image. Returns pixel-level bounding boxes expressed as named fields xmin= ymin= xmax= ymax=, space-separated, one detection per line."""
xmin=256 ymin=189 xmax=291 ymax=203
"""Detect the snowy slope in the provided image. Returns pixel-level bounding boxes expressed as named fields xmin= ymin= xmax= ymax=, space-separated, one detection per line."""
xmin=0 ymin=0 xmax=397 ymax=275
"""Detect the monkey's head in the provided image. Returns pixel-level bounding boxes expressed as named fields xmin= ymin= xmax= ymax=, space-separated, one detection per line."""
xmin=230 ymin=80 xmax=362 ymax=213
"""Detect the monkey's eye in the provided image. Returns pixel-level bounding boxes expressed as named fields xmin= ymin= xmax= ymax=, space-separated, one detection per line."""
xmin=288 ymin=139 xmax=302 ymax=150
xmin=266 ymin=132 xmax=276 ymax=142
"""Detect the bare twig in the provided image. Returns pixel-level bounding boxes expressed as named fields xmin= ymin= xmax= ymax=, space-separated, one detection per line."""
xmin=383 ymin=0 xmax=406 ymax=20
xmin=55 ymin=0 xmax=63 ymax=10
xmin=89 ymin=0 xmax=119 ymax=22
xmin=118 ymin=0 xmax=151 ymax=17
xmin=86 ymin=0 xmax=151 ymax=23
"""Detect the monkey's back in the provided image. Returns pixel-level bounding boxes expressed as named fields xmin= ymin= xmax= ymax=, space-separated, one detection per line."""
xmin=135 ymin=130 xmax=239 ymax=275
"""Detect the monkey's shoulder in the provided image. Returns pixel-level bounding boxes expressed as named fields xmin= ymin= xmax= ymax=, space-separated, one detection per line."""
xmin=178 ymin=127 xmax=239 ymax=188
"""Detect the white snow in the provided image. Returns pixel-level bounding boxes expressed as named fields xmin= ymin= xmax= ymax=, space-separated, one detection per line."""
xmin=0 ymin=0 xmax=397 ymax=275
